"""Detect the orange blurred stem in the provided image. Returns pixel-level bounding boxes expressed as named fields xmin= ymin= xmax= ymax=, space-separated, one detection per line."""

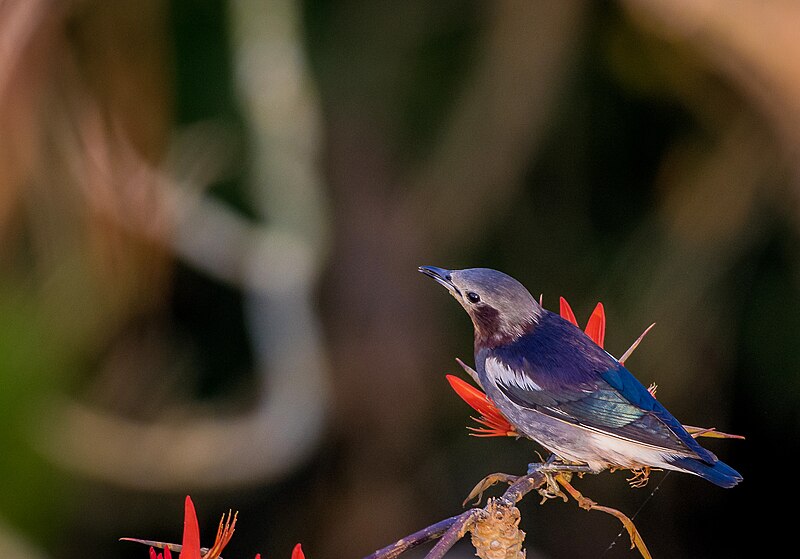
xmin=554 ymin=473 xmax=652 ymax=559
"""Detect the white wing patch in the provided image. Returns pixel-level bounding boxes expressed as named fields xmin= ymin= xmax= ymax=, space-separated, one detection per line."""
xmin=485 ymin=357 xmax=542 ymax=391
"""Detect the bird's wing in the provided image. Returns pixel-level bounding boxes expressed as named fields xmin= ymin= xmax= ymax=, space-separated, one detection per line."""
xmin=486 ymin=314 xmax=714 ymax=461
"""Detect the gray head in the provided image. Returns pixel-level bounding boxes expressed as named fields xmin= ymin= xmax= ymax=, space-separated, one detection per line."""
xmin=419 ymin=266 xmax=542 ymax=347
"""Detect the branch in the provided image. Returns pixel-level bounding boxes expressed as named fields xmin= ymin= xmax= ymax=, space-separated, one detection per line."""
xmin=423 ymin=510 xmax=483 ymax=559
xmin=361 ymin=515 xmax=463 ymax=559
xmin=364 ymin=467 xmax=548 ymax=559
xmin=365 ymin=460 xmax=655 ymax=559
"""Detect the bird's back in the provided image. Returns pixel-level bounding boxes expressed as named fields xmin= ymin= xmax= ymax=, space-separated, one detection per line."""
xmin=478 ymin=309 xmax=716 ymax=465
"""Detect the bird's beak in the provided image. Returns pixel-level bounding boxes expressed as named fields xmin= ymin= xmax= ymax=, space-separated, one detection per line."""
xmin=418 ymin=266 xmax=460 ymax=296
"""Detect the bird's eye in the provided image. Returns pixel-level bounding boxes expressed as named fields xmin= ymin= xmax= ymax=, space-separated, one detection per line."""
xmin=466 ymin=291 xmax=481 ymax=303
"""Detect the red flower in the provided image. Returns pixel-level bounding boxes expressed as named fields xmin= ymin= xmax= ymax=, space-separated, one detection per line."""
xmin=150 ymin=546 xmax=173 ymax=559
xmin=123 ymin=496 xmax=307 ymax=558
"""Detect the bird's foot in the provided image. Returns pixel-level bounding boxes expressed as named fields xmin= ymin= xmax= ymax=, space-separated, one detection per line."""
xmin=537 ymin=472 xmax=569 ymax=504
xmin=465 ymin=457 xmax=591 ymax=507
xmin=526 ymin=461 xmax=543 ymax=476
xmin=529 ymin=458 xmax=592 ymax=503
xmin=463 ymin=472 xmax=520 ymax=507
xmin=626 ymin=466 xmax=660 ymax=488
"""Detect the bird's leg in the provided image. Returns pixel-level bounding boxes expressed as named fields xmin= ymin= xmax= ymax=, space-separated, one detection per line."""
xmin=465 ymin=455 xmax=577 ymax=506
xmin=466 ymin=457 xmax=596 ymax=507
xmin=525 ymin=453 xmax=553 ymax=475
xmin=533 ymin=456 xmax=566 ymax=502
xmin=532 ymin=454 xmax=594 ymax=476
xmin=526 ymin=453 xmax=556 ymax=475
xmin=463 ymin=473 xmax=520 ymax=507
xmin=526 ymin=455 xmax=594 ymax=503
xmin=526 ymin=461 xmax=544 ymax=476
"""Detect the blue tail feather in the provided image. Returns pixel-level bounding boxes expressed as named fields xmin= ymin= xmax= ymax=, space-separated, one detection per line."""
xmin=668 ymin=457 xmax=742 ymax=488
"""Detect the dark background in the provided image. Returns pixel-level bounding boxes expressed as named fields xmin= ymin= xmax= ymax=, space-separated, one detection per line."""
xmin=1 ymin=1 xmax=797 ymax=558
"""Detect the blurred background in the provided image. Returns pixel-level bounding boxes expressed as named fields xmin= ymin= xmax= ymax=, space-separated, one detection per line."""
xmin=1 ymin=0 xmax=798 ymax=557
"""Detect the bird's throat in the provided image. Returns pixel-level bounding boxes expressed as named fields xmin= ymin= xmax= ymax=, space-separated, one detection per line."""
xmin=472 ymin=306 xmax=536 ymax=348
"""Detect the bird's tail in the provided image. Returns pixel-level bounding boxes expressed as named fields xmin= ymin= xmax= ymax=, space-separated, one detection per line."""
xmin=667 ymin=456 xmax=742 ymax=488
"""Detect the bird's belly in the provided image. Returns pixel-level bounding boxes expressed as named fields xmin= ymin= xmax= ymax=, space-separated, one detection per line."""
xmin=490 ymin=393 xmax=676 ymax=472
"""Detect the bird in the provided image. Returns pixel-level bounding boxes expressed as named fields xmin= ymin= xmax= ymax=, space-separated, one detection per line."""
xmin=419 ymin=266 xmax=742 ymax=488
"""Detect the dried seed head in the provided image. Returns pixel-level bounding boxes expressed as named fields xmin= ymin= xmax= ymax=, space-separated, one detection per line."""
xmin=470 ymin=498 xmax=525 ymax=559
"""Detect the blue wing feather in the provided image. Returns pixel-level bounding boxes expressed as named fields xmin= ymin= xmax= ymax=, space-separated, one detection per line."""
xmin=489 ymin=310 xmax=715 ymax=462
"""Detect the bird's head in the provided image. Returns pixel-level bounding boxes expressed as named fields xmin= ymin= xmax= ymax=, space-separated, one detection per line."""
xmin=419 ymin=266 xmax=541 ymax=347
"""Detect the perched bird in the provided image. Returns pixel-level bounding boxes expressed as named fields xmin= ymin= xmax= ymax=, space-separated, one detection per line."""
xmin=419 ymin=266 xmax=742 ymax=488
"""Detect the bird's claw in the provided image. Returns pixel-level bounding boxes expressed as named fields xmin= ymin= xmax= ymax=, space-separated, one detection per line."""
xmin=529 ymin=458 xmax=592 ymax=505
xmin=538 ymin=472 xmax=568 ymax=504
xmin=626 ymin=466 xmax=660 ymax=488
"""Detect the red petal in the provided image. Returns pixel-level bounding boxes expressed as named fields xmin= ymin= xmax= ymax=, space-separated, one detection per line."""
xmin=446 ymin=376 xmax=503 ymax=422
xmin=468 ymin=415 xmax=516 ymax=437
xmin=446 ymin=375 xmax=516 ymax=437
xmin=180 ymin=496 xmax=202 ymax=559
xmin=150 ymin=548 xmax=159 ymax=559
xmin=165 ymin=547 xmax=172 ymax=559
xmin=559 ymin=297 xmax=578 ymax=326
xmin=292 ymin=543 xmax=305 ymax=559
xmin=585 ymin=302 xmax=606 ymax=348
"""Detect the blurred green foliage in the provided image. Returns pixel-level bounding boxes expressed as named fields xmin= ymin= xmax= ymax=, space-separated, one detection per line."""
xmin=0 ymin=285 xmax=68 ymax=542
